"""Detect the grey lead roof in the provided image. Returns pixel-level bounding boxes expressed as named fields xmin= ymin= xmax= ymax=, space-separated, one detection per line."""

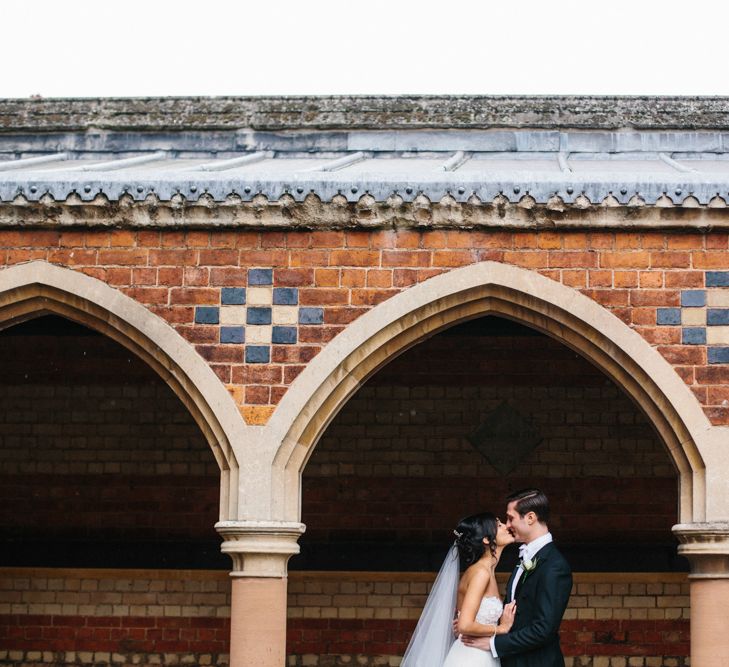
xmin=3 ymin=96 xmax=729 ymax=207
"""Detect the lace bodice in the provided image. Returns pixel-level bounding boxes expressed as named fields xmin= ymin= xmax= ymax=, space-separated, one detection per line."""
xmin=475 ymin=596 xmax=503 ymax=625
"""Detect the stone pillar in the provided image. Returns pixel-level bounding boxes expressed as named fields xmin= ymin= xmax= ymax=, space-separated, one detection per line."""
xmin=673 ymin=522 xmax=729 ymax=667
xmin=216 ymin=520 xmax=306 ymax=667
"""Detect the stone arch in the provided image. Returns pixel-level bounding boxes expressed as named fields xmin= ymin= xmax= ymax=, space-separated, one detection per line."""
xmin=0 ymin=260 xmax=246 ymax=521
xmin=268 ymin=261 xmax=710 ymax=525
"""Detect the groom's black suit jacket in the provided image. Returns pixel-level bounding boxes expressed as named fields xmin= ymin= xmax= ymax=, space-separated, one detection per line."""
xmin=493 ymin=542 xmax=572 ymax=667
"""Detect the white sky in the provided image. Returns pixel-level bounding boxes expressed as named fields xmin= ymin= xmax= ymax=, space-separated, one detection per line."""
xmin=3 ymin=0 xmax=729 ymax=98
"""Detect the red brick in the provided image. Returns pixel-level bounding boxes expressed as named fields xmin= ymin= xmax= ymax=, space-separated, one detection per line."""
xmin=581 ymin=289 xmax=629 ymax=307
xmin=150 ymin=249 xmax=198 ymax=266
xmin=197 ymin=345 xmax=243 ymax=363
xmin=420 ymin=230 xmax=448 ymax=248
xmin=696 ymin=366 xmax=729 ymax=384
xmin=284 ymin=365 xmax=306 ymax=384
xmin=131 ymin=267 xmax=158 ymax=285
xmin=563 ymin=233 xmax=589 ymax=250
xmin=366 ymin=269 xmax=393 ymax=288
xmin=245 ymin=385 xmax=271 ymax=404
xmin=231 ymin=365 xmax=283 ymax=385
xmin=641 ymin=232 xmax=666 ymax=249
xmin=160 ymin=231 xmax=186 ymax=247
xmin=706 ymin=233 xmax=729 ymax=250
xmin=299 ymin=326 xmax=344 ymax=343
xmin=344 ymin=231 xmax=370 ymax=248
xmin=275 ymin=268 xmax=314 ymax=286
xmin=615 ymin=233 xmax=642 ymax=249
xmin=122 ymin=287 xmax=169 ymax=305
xmin=330 ymin=249 xmax=381 ymax=267
xmin=548 ymin=251 xmax=597 ymax=268
xmin=561 ymin=269 xmax=587 ymax=288
xmin=239 ymin=249 xmax=287 ymax=266
xmin=260 ymin=231 xmax=286 ymax=248
xmin=393 ymin=230 xmax=421 ymax=248
xmin=614 ymin=271 xmax=638 ymax=288
xmin=198 ymin=249 xmax=239 ymax=266
xmin=635 ymin=326 xmax=681 ymax=345
xmin=432 ymin=250 xmax=475 ymax=267
xmin=650 ymin=251 xmax=691 ymax=268
xmin=285 ymin=231 xmax=311 ymax=248
xmin=588 ymin=270 xmax=612 ymax=287
xmin=56 ymin=230 xmax=86 ymax=248
xmin=185 ymin=231 xmax=210 ymax=248
xmin=137 ymin=231 xmax=161 ymax=247
xmin=311 ymin=231 xmax=345 ymax=247
xmin=299 ymin=288 xmax=349 ymax=306
xmin=629 ymin=290 xmax=680 ymax=307
xmin=98 ymin=249 xmax=148 ymax=265
xmin=631 ymin=308 xmax=656 ymax=325
xmin=539 ymin=269 xmax=560 ymax=281
xmin=589 ymin=232 xmax=614 ymax=249
xmin=151 ymin=306 xmax=194 ymax=324
xmin=324 ymin=307 xmax=366 ymax=325
xmin=503 ymin=251 xmax=548 ymax=269
xmin=210 ymin=267 xmax=247 ymax=286
xmin=271 ymin=345 xmax=320 ymax=363
xmin=381 ymin=250 xmax=431 ymax=267
xmin=658 ymin=345 xmax=705 ymax=365
xmin=210 ymin=230 xmax=258 ymax=248
xmin=369 ymin=230 xmax=398 ymax=249
xmin=707 ymin=406 xmax=729 ymax=425
xmin=708 ymin=386 xmax=729 ymax=404
xmin=158 ymin=267 xmax=184 ymax=286
xmin=350 ymin=289 xmax=399 ymax=306
xmin=184 ymin=267 xmax=211 ymax=286
xmin=47 ymin=249 xmax=97 ymax=265
xmin=289 ymin=249 xmax=330 ymax=268
xmin=7 ymin=249 xmax=47 ymax=263
xmin=109 ymin=230 xmax=137 ymax=247
xmin=639 ymin=271 xmax=664 ymax=288
xmin=537 ymin=231 xmax=562 ymax=249
xmin=175 ymin=325 xmax=218 ymax=344
xmin=667 ymin=234 xmax=705 ymax=250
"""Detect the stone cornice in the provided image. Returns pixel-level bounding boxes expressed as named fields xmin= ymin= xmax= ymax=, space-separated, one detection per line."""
xmin=673 ymin=523 xmax=729 ymax=578
xmin=2 ymin=96 xmax=729 ymax=132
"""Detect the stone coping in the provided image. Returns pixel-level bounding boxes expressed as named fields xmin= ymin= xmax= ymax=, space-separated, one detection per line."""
xmin=2 ymin=96 xmax=729 ymax=132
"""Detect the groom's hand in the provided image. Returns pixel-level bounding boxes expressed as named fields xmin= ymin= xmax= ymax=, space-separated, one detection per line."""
xmin=460 ymin=635 xmax=491 ymax=651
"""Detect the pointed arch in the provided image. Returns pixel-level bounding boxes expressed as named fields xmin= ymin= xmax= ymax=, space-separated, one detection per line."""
xmin=0 ymin=261 xmax=246 ymax=521
xmin=267 ymin=261 xmax=710 ymax=524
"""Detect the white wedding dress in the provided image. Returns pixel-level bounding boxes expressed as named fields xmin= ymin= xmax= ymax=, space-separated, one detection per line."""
xmin=442 ymin=596 xmax=503 ymax=666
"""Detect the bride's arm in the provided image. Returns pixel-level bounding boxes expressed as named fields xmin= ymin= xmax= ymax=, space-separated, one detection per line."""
xmin=456 ymin=571 xmax=510 ymax=637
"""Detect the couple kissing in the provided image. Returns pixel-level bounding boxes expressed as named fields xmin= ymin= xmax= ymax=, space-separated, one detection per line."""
xmin=402 ymin=488 xmax=572 ymax=667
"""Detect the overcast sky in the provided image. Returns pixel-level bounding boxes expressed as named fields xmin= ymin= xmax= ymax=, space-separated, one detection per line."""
xmin=4 ymin=0 xmax=728 ymax=98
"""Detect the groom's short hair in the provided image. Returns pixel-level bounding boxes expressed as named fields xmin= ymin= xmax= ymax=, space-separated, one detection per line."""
xmin=507 ymin=488 xmax=550 ymax=524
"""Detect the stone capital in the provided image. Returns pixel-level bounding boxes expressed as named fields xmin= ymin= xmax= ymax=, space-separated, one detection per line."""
xmin=673 ymin=522 xmax=729 ymax=579
xmin=216 ymin=520 xmax=306 ymax=578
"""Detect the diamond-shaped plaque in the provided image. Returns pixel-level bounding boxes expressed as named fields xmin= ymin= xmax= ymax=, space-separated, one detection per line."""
xmin=467 ymin=402 xmax=542 ymax=475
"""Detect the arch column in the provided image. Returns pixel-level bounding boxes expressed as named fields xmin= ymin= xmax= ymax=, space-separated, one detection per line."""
xmin=216 ymin=521 xmax=306 ymax=667
xmin=673 ymin=523 xmax=729 ymax=667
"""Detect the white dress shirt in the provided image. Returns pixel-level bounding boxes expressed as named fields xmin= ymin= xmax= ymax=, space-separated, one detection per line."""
xmin=490 ymin=532 xmax=553 ymax=657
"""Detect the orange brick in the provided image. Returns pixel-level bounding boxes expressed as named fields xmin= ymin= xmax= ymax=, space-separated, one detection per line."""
xmin=109 ymin=230 xmax=137 ymax=247
xmin=692 ymin=252 xmax=729 ymax=269
xmin=342 ymin=269 xmax=367 ymax=287
xmin=538 ymin=269 xmax=560 ymax=281
xmin=260 ymin=232 xmax=286 ymax=248
xmin=285 ymin=231 xmax=311 ymax=248
xmin=706 ymin=233 xmax=729 ymax=250
xmin=324 ymin=307 xmax=367 ymax=324
xmin=241 ymin=406 xmax=276 ymax=426
xmin=289 ymin=249 xmax=330 ymax=268
xmin=667 ymin=234 xmax=705 ymax=250
xmin=310 ymin=231 xmax=345 ymax=247
xmin=369 ymin=230 xmax=398 ymax=249
xmin=393 ymin=269 xmax=418 ymax=287
xmin=503 ymin=251 xmax=548 ymax=269
xmin=299 ymin=288 xmax=349 ymax=306
xmin=381 ymin=250 xmax=431 ymax=267
xmin=57 ymin=230 xmax=87 ymax=248
xmin=589 ymin=233 xmax=614 ymax=249
xmin=160 ymin=231 xmax=186 ymax=247
xmin=330 ymin=249 xmax=381 ymax=267
xmin=432 ymin=250 xmax=475 ymax=267
xmin=537 ymin=231 xmax=562 ymax=249
xmin=664 ymin=271 xmax=703 ymax=288
xmin=615 ymin=233 xmax=642 ymax=249
xmin=420 ymin=230 xmax=448 ymax=249
xmin=47 ymin=249 xmax=97 ymax=266
xmin=393 ymin=230 xmax=421 ymax=248
xmin=123 ymin=287 xmax=169 ymax=305
xmin=641 ymin=232 xmax=666 ymax=249
xmin=581 ymin=289 xmax=629 ymax=307
xmin=631 ymin=308 xmax=656 ymax=326
xmin=186 ymin=231 xmax=210 ymax=248
xmin=635 ymin=326 xmax=681 ymax=345
xmin=513 ymin=232 xmax=539 ymax=249
xmin=315 ymin=268 xmax=340 ymax=287
xmin=563 ymin=233 xmax=589 ymax=250
xmin=169 ymin=288 xmax=219 ymax=304
xmin=350 ymin=289 xmax=399 ymax=306
xmin=150 ymin=249 xmax=197 ymax=266
xmin=600 ymin=251 xmax=650 ymax=269
xmin=561 ymin=270 xmax=587 ymax=288
xmin=7 ymin=248 xmax=47 ymax=263
xmin=476 ymin=249 xmax=505 ymax=263
xmin=98 ymin=249 xmax=148 ymax=265
xmin=345 ymin=231 xmax=371 ymax=248
xmin=639 ymin=271 xmax=664 ymax=288
xmin=614 ymin=271 xmax=638 ymax=288
xmin=650 ymin=251 xmax=690 ymax=268
xmin=366 ymin=270 xmax=393 ymax=288
xmin=137 ymin=231 xmax=161 ymax=247
xmin=244 ymin=386 xmax=271 ymax=405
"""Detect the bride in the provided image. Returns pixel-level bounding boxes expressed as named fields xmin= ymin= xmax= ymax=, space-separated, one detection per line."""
xmin=401 ymin=512 xmax=516 ymax=666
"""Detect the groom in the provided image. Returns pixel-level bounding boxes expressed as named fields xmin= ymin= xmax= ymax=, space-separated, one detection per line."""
xmin=462 ymin=488 xmax=572 ymax=666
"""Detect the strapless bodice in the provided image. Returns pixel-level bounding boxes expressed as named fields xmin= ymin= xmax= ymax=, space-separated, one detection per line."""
xmin=475 ymin=596 xmax=503 ymax=625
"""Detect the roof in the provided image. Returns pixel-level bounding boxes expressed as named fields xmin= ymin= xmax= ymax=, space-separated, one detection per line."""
xmin=2 ymin=96 xmax=729 ymax=210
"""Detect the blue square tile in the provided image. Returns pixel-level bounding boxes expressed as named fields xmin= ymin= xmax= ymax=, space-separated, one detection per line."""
xmin=682 ymin=327 xmax=706 ymax=345
xmin=248 ymin=268 xmax=273 ymax=286
xmin=657 ymin=308 xmax=681 ymax=325
xmin=708 ymin=309 xmax=729 ymax=326
xmin=195 ymin=306 xmax=219 ymax=324
xmin=245 ymin=345 xmax=270 ymax=363
xmin=708 ymin=347 xmax=729 ymax=364
xmin=221 ymin=326 xmax=245 ymax=344
xmin=273 ymin=287 xmax=299 ymax=305
xmin=299 ymin=307 xmax=324 ymax=325
xmin=272 ymin=326 xmax=297 ymax=344
xmin=707 ymin=271 xmax=729 ymax=287
xmin=681 ymin=290 xmax=706 ymax=307
xmin=222 ymin=287 xmax=246 ymax=305
xmin=247 ymin=307 xmax=272 ymax=325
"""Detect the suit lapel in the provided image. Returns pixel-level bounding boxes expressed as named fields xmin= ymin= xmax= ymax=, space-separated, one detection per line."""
xmin=516 ymin=542 xmax=554 ymax=599
xmin=505 ymin=565 xmax=520 ymax=603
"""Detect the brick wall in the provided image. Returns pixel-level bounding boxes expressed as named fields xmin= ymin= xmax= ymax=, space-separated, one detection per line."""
xmin=0 ymin=228 xmax=727 ymax=425
xmin=0 ymin=569 xmax=688 ymax=667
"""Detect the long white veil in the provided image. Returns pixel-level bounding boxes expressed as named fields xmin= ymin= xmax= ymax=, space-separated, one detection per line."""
xmin=400 ymin=543 xmax=459 ymax=667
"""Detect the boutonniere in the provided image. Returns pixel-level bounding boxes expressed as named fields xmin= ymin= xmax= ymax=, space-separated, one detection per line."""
xmin=520 ymin=556 xmax=539 ymax=582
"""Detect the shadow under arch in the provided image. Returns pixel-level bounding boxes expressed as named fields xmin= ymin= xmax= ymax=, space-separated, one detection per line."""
xmin=0 ymin=260 xmax=246 ymax=521
xmin=269 ymin=261 xmax=709 ymax=525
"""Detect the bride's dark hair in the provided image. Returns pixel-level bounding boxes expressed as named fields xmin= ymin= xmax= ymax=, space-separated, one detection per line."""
xmin=453 ymin=512 xmax=498 ymax=568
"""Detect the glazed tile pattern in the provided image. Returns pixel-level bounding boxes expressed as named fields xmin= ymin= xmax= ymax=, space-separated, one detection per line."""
xmin=193 ymin=268 xmax=323 ymax=363
xmin=657 ymin=273 xmax=729 ymax=363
